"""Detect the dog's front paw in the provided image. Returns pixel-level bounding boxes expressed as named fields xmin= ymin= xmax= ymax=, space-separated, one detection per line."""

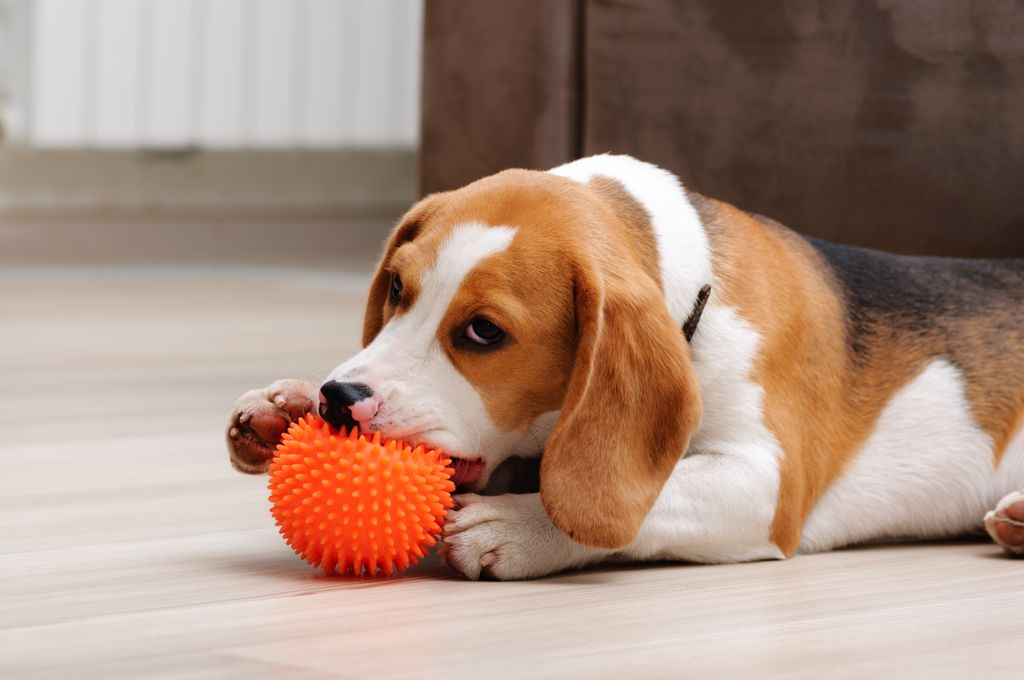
xmin=985 ymin=490 xmax=1024 ymax=555
xmin=226 ymin=378 xmax=318 ymax=474
xmin=441 ymin=493 xmax=603 ymax=580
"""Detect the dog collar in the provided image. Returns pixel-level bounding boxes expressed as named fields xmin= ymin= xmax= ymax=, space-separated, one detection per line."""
xmin=682 ymin=284 xmax=712 ymax=343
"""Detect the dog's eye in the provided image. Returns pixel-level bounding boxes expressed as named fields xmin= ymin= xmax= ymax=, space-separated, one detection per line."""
xmin=464 ymin=317 xmax=505 ymax=347
xmin=388 ymin=273 xmax=403 ymax=304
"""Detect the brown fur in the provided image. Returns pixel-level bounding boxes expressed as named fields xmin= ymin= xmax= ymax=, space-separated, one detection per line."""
xmin=363 ymin=200 xmax=435 ymax=345
xmin=692 ymin=195 xmax=858 ymax=555
xmin=586 ymin=176 xmax=663 ymax=287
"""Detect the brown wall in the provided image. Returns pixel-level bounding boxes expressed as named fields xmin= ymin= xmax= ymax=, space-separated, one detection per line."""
xmin=420 ymin=1 xmax=582 ymax=198
xmin=421 ymin=0 xmax=1024 ymax=258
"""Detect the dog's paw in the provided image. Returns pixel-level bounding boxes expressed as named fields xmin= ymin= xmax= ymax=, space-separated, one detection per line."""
xmin=441 ymin=493 xmax=602 ymax=580
xmin=985 ymin=490 xmax=1024 ymax=556
xmin=226 ymin=379 xmax=318 ymax=474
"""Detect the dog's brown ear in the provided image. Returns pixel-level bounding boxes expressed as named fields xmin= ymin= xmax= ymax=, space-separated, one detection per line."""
xmin=362 ymin=199 xmax=435 ymax=346
xmin=540 ymin=258 xmax=703 ymax=549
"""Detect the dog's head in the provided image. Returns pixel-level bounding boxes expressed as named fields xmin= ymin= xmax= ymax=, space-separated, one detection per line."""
xmin=323 ymin=168 xmax=702 ymax=549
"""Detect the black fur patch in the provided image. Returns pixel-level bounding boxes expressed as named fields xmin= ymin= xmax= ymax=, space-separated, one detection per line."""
xmin=805 ymin=237 xmax=1024 ymax=363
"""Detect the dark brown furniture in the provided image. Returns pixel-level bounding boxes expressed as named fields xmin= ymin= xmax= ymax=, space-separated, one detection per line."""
xmin=421 ymin=1 xmax=1024 ymax=257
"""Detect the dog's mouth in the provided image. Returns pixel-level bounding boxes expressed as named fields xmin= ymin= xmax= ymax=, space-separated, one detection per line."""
xmin=398 ymin=429 xmax=485 ymax=491
xmin=447 ymin=455 xmax=485 ymax=490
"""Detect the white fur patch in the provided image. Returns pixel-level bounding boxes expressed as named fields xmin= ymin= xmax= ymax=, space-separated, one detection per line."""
xmin=799 ymin=359 xmax=1005 ymax=552
xmin=550 ymin=154 xmax=713 ymax=324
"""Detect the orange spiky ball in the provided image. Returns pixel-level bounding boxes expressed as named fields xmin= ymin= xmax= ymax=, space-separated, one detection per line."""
xmin=268 ymin=414 xmax=455 ymax=576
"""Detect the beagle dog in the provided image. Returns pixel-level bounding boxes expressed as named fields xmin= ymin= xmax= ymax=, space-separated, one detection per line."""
xmin=227 ymin=154 xmax=1024 ymax=579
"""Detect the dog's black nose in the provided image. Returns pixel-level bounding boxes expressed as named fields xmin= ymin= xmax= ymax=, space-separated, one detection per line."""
xmin=319 ymin=381 xmax=374 ymax=431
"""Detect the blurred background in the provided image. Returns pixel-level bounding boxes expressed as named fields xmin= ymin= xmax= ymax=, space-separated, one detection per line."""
xmin=0 ymin=0 xmax=420 ymax=270
xmin=4 ymin=0 xmax=1024 ymax=269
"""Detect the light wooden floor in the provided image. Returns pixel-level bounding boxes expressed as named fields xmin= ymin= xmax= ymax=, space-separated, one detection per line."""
xmin=3 ymin=265 xmax=1022 ymax=679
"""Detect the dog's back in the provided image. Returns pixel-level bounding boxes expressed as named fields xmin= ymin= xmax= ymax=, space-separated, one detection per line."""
xmin=807 ymin=238 xmax=1024 ymax=442
xmin=807 ymin=238 xmax=1024 ymax=353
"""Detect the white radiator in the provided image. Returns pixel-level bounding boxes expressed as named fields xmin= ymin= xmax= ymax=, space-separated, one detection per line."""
xmin=21 ymin=0 xmax=422 ymax=149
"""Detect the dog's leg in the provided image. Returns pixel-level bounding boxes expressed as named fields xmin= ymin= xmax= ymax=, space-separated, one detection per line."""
xmin=442 ymin=448 xmax=783 ymax=579
xmin=984 ymin=491 xmax=1024 ymax=555
xmin=226 ymin=379 xmax=318 ymax=474
xmin=442 ymin=493 xmax=609 ymax=580
xmin=614 ymin=450 xmax=785 ymax=564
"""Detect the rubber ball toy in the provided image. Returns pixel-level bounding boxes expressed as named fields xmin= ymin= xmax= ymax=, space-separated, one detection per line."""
xmin=268 ymin=414 xmax=455 ymax=576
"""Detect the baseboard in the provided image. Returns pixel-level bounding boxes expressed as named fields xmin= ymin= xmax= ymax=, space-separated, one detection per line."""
xmin=0 ymin=148 xmax=416 ymax=217
xmin=0 ymin=214 xmax=399 ymax=269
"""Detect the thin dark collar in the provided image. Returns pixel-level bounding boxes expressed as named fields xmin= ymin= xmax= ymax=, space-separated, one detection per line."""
xmin=682 ymin=284 xmax=712 ymax=343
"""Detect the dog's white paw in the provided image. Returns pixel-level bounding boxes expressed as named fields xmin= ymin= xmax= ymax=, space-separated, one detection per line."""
xmin=985 ymin=490 xmax=1024 ymax=556
xmin=441 ymin=493 xmax=604 ymax=580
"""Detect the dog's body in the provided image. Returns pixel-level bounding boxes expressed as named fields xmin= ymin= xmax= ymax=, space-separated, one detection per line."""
xmin=228 ymin=155 xmax=1024 ymax=579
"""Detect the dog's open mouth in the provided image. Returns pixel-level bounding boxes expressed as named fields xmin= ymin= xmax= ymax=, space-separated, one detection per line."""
xmin=448 ymin=455 xmax=485 ymax=489
xmin=395 ymin=430 xmax=485 ymax=490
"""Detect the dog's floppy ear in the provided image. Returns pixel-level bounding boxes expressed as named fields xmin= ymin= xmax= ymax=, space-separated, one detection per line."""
xmin=362 ymin=199 xmax=435 ymax=346
xmin=540 ymin=257 xmax=703 ymax=550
